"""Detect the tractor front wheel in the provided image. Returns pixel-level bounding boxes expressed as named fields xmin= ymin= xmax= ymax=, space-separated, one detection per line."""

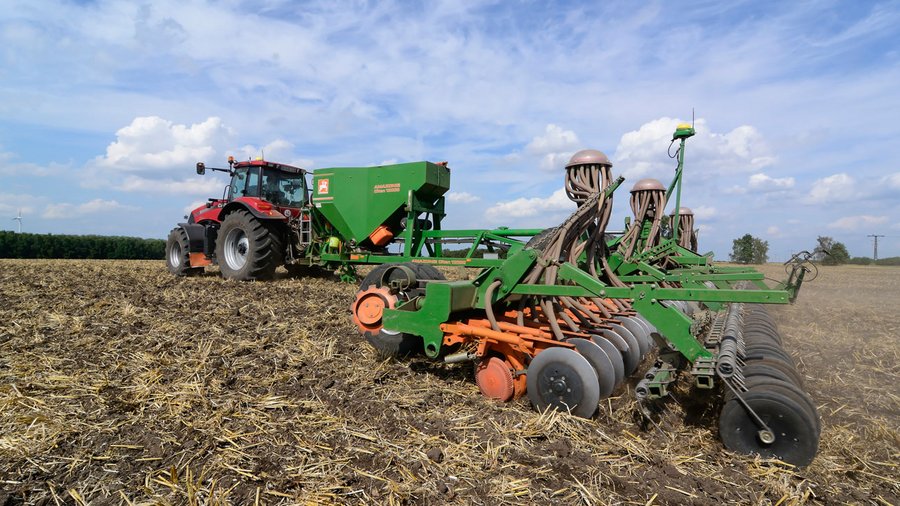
xmin=216 ymin=210 xmax=281 ymax=281
xmin=166 ymin=228 xmax=202 ymax=277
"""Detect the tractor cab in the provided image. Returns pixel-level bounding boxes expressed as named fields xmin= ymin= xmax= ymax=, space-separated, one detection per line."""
xmin=227 ymin=159 xmax=309 ymax=208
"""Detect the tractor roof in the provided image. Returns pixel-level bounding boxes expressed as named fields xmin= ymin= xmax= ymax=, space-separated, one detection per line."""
xmin=233 ymin=159 xmax=306 ymax=174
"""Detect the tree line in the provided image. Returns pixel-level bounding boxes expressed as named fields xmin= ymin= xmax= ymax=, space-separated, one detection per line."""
xmin=729 ymin=234 xmax=896 ymax=266
xmin=0 ymin=231 xmax=165 ymax=259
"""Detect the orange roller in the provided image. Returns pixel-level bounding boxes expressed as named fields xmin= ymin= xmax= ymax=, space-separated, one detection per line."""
xmin=475 ymin=357 xmax=515 ymax=402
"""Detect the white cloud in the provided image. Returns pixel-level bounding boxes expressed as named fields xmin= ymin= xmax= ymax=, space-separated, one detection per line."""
xmin=0 ymin=149 xmax=69 ymax=177
xmin=526 ymin=124 xmax=581 ymax=172
xmin=766 ymin=225 xmax=783 ymax=237
xmin=43 ymin=199 xmax=136 ymax=219
xmin=614 ymin=117 xmax=775 ymax=179
xmin=0 ymin=193 xmax=41 ymax=217
xmin=236 ymin=139 xmax=314 ymax=169
xmin=696 ymin=223 xmax=715 ymax=235
xmin=879 ymin=172 xmax=900 ymax=190
xmin=116 ymin=176 xmax=224 ymax=195
xmin=92 ymin=116 xmax=235 ymax=175
xmin=446 ymin=192 xmax=480 ymax=203
xmin=692 ymin=205 xmax=717 ymax=220
xmin=748 ymin=172 xmax=795 ymax=192
xmin=827 ymin=215 xmax=888 ymax=230
xmin=806 ymin=173 xmax=855 ymax=204
xmin=183 ymin=200 xmax=207 ymax=214
xmin=485 ymin=188 xmax=573 ymax=221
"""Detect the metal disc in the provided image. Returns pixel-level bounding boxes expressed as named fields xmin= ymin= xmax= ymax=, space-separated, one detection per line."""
xmin=619 ymin=317 xmax=650 ymax=356
xmin=590 ymin=334 xmax=625 ymax=386
xmin=526 ymin=347 xmax=601 ymax=419
xmin=634 ymin=314 xmax=657 ymax=334
xmin=568 ymin=338 xmax=616 ymax=399
xmin=631 ymin=317 xmax=658 ymax=350
xmin=597 ymin=328 xmax=639 ymax=375
xmin=719 ymin=389 xmax=819 ymax=467
xmin=608 ymin=323 xmax=644 ymax=369
xmin=633 ymin=314 xmax=662 ymax=347
xmin=629 ymin=315 xmax=652 ymax=337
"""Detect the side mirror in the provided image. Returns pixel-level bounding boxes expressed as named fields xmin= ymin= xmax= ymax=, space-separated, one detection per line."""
xmin=196 ymin=162 xmax=206 ymax=175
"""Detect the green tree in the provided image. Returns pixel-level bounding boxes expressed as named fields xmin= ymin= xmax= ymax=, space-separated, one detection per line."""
xmin=729 ymin=234 xmax=768 ymax=264
xmin=814 ymin=236 xmax=850 ymax=265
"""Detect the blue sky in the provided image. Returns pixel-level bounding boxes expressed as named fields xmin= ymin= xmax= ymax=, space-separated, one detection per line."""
xmin=1 ymin=0 xmax=899 ymax=260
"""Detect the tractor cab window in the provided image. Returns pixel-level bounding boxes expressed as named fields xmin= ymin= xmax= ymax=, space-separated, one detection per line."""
xmin=228 ymin=167 xmax=260 ymax=200
xmin=260 ymin=171 xmax=308 ymax=208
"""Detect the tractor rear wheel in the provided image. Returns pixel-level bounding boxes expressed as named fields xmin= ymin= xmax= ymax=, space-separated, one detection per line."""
xmin=216 ymin=210 xmax=281 ymax=281
xmin=166 ymin=228 xmax=202 ymax=276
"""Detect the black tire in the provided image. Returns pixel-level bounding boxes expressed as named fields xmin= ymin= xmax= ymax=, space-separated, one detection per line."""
xmin=744 ymin=344 xmax=795 ymax=367
xmin=360 ymin=263 xmax=443 ymax=291
xmin=166 ymin=228 xmax=203 ymax=277
xmin=357 ymin=263 xmax=443 ymax=357
xmin=215 ymin=210 xmax=281 ymax=281
xmin=719 ymin=389 xmax=819 ymax=467
xmin=415 ymin=264 xmax=446 ymax=282
xmin=743 ymin=358 xmax=805 ymax=387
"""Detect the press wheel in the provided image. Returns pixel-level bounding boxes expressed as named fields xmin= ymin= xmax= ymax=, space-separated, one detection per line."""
xmin=719 ymin=389 xmax=818 ymax=467
xmin=729 ymin=377 xmax=820 ymax=436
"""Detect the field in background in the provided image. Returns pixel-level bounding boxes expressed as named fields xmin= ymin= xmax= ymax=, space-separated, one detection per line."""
xmin=0 ymin=260 xmax=897 ymax=505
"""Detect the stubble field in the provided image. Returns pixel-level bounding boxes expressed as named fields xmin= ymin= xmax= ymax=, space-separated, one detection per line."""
xmin=0 ymin=260 xmax=897 ymax=505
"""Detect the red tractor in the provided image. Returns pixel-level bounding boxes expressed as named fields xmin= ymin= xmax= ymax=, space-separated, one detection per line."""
xmin=166 ymin=157 xmax=310 ymax=280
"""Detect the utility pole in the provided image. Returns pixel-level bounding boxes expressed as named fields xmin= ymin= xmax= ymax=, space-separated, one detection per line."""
xmin=867 ymin=234 xmax=885 ymax=260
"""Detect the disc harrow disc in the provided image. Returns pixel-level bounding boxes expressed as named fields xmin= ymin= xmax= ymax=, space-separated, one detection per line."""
xmin=475 ymin=357 xmax=515 ymax=402
xmin=629 ymin=317 xmax=656 ymax=348
xmin=619 ymin=317 xmax=651 ymax=355
xmin=719 ymin=389 xmax=819 ymax=467
xmin=526 ymin=347 xmax=600 ymax=419
xmin=590 ymin=335 xmax=624 ymax=386
xmin=608 ymin=323 xmax=643 ymax=363
xmin=598 ymin=327 xmax=640 ymax=375
xmin=568 ymin=338 xmax=616 ymax=399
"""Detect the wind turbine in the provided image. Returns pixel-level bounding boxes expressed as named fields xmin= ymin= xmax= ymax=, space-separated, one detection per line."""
xmin=12 ymin=209 xmax=22 ymax=233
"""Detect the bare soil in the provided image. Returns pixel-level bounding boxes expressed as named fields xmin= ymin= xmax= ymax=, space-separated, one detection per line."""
xmin=0 ymin=260 xmax=897 ymax=505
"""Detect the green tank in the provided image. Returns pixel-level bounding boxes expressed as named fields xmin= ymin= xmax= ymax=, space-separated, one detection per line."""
xmin=311 ymin=161 xmax=450 ymax=246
